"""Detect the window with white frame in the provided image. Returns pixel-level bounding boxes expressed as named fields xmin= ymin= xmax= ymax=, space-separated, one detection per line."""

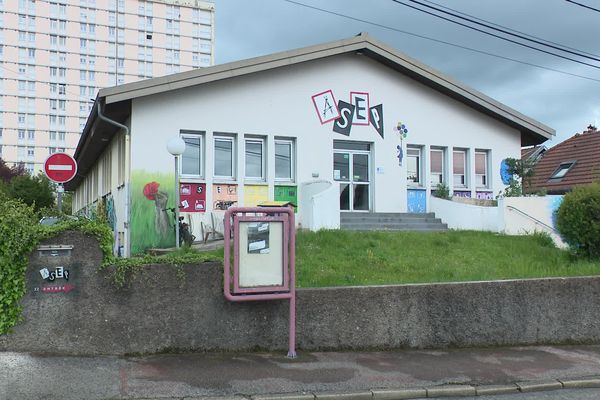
xmin=180 ymin=131 xmax=203 ymax=177
xmin=214 ymin=135 xmax=235 ymax=179
xmin=430 ymin=148 xmax=445 ymax=185
xmin=245 ymin=138 xmax=265 ymax=180
xmin=406 ymin=146 xmax=422 ymax=185
xmin=453 ymin=149 xmax=468 ymax=187
xmin=475 ymin=150 xmax=489 ymax=188
xmin=275 ymin=139 xmax=294 ymax=181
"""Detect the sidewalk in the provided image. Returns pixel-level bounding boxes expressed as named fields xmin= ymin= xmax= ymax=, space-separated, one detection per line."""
xmin=3 ymin=345 xmax=600 ymax=400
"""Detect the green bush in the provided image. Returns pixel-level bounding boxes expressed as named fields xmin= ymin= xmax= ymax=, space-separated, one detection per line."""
xmin=432 ymin=183 xmax=451 ymax=200
xmin=556 ymin=183 xmax=600 ymax=258
xmin=0 ymin=192 xmax=39 ymax=334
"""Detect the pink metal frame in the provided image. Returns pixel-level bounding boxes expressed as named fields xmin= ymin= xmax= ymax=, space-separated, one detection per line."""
xmin=223 ymin=207 xmax=296 ymax=358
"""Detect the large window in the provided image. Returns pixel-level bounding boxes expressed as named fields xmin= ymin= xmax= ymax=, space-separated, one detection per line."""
xmin=245 ymin=138 xmax=264 ymax=180
xmin=407 ymin=146 xmax=422 ymax=186
xmin=475 ymin=150 xmax=489 ymax=188
xmin=181 ymin=131 xmax=203 ymax=177
xmin=214 ymin=135 xmax=235 ymax=179
xmin=430 ymin=148 xmax=445 ymax=185
xmin=275 ymin=139 xmax=294 ymax=181
xmin=453 ymin=149 xmax=468 ymax=187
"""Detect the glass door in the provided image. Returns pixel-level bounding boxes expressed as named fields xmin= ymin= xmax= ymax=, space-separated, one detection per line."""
xmin=334 ymin=150 xmax=370 ymax=211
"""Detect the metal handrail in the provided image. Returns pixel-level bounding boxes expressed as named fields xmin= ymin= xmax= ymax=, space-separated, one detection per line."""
xmin=505 ymin=205 xmax=558 ymax=234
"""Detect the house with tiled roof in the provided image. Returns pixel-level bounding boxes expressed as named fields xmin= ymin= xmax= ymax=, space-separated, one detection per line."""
xmin=527 ymin=125 xmax=600 ymax=194
xmin=521 ymin=145 xmax=546 ymax=165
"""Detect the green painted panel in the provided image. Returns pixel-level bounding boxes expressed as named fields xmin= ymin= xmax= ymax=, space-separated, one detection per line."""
xmin=274 ymin=185 xmax=298 ymax=213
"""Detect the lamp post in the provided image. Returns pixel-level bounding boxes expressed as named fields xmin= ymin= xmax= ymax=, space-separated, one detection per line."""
xmin=167 ymin=136 xmax=186 ymax=249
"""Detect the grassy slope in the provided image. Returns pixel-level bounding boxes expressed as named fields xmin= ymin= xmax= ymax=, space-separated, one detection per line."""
xmin=295 ymin=230 xmax=600 ymax=288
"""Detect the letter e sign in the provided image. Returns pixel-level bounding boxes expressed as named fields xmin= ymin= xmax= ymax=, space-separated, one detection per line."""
xmin=350 ymin=92 xmax=370 ymax=126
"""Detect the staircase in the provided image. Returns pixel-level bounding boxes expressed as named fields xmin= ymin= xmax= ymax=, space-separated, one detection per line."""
xmin=340 ymin=212 xmax=448 ymax=232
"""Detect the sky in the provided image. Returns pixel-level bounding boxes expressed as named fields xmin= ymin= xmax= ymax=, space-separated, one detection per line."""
xmin=213 ymin=0 xmax=600 ymax=147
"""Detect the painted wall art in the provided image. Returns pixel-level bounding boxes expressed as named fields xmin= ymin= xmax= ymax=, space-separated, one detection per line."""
xmin=213 ymin=184 xmax=238 ymax=210
xmin=180 ymin=183 xmax=206 ymax=212
xmin=131 ymin=171 xmax=176 ymax=255
xmin=244 ymin=184 xmax=269 ymax=207
xmin=311 ymin=90 xmax=340 ymax=124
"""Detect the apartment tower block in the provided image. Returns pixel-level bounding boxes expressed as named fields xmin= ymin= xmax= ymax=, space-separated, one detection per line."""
xmin=0 ymin=0 xmax=215 ymax=173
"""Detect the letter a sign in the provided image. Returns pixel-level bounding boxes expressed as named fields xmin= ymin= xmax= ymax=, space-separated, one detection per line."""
xmin=44 ymin=153 xmax=78 ymax=184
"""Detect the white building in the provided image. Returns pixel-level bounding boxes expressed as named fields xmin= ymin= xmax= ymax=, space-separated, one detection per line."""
xmin=67 ymin=33 xmax=553 ymax=256
xmin=0 ymin=0 xmax=214 ymax=173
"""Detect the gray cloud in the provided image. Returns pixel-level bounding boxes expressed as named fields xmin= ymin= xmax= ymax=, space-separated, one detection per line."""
xmin=214 ymin=0 xmax=600 ymax=144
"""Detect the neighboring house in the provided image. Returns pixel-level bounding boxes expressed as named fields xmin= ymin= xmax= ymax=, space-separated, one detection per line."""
xmin=65 ymin=33 xmax=553 ymax=256
xmin=528 ymin=125 xmax=600 ymax=194
xmin=521 ymin=145 xmax=547 ymax=165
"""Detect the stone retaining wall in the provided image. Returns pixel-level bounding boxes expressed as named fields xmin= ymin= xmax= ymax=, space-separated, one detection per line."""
xmin=1 ymin=231 xmax=599 ymax=355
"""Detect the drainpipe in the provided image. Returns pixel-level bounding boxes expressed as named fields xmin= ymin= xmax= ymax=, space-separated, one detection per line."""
xmin=97 ymin=98 xmax=131 ymax=257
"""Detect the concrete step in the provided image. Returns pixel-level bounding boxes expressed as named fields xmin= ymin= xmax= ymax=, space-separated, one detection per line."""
xmin=339 ymin=212 xmax=448 ymax=231
xmin=341 ymin=223 xmax=448 ymax=231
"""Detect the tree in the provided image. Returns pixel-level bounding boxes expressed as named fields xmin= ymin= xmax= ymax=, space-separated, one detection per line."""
xmin=6 ymin=173 xmax=55 ymax=212
xmin=0 ymin=158 xmax=26 ymax=183
xmin=498 ymin=157 xmax=536 ymax=197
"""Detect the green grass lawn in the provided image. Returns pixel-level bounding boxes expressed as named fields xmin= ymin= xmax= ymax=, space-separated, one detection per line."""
xmin=294 ymin=230 xmax=600 ymax=288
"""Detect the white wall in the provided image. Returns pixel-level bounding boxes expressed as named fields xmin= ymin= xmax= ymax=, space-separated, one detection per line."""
xmin=299 ymin=180 xmax=339 ymax=230
xmin=429 ymin=196 xmax=500 ymax=231
xmin=500 ymin=196 xmax=565 ymax=247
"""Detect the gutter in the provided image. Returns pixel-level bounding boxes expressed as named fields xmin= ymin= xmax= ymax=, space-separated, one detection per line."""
xmin=97 ymin=99 xmax=132 ymax=257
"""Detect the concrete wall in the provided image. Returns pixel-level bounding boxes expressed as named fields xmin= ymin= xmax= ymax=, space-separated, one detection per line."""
xmin=2 ymin=231 xmax=597 ymax=356
xmin=500 ymin=196 xmax=565 ymax=247
xmin=429 ymin=196 xmax=500 ymax=231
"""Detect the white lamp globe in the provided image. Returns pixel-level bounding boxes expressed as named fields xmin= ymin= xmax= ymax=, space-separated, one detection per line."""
xmin=167 ymin=137 xmax=186 ymax=156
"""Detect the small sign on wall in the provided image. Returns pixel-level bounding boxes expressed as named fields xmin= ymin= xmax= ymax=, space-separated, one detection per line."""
xmin=180 ymin=183 xmax=206 ymax=212
xmin=213 ymin=184 xmax=238 ymax=210
xmin=311 ymin=90 xmax=340 ymax=124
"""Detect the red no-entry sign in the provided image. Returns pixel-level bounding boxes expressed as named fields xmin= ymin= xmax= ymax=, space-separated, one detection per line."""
xmin=44 ymin=153 xmax=77 ymax=184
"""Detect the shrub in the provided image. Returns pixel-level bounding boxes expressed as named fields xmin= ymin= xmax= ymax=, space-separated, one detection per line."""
xmin=556 ymin=183 xmax=600 ymax=258
xmin=432 ymin=183 xmax=451 ymax=200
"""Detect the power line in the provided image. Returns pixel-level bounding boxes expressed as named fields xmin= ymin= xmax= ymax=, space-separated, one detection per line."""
xmin=565 ymin=0 xmax=600 ymax=13
xmin=391 ymin=0 xmax=600 ymax=71
xmin=280 ymin=0 xmax=600 ymax=83
xmin=405 ymin=0 xmax=600 ymax=62
xmin=419 ymin=0 xmax=600 ymax=59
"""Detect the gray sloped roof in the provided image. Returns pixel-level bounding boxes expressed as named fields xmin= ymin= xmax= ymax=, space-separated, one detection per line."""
xmin=98 ymin=32 xmax=554 ymax=144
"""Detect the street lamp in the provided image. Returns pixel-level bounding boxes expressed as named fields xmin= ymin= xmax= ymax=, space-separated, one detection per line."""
xmin=167 ymin=136 xmax=186 ymax=249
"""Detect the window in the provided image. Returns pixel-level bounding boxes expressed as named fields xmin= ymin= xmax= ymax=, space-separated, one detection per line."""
xmin=475 ymin=150 xmax=489 ymax=188
xmin=550 ymin=161 xmax=576 ymax=180
xmin=275 ymin=139 xmax=294 ymax=181
xmin=214 ymin=136 xmax=234 ymax=179
xmin=245 ymin=138 xmax=264 ymax=180
xmin=181 ymin=132 xmax=203 ymax=176
xmin=453 ymin=149 xmax=468 ymax=187
xmin=406 ymin=146 xmax=422 ymax=185
xmin=430 ymin=148 xmax=445 ymax=185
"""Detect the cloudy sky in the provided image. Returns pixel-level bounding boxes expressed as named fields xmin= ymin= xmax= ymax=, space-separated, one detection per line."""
xmin=213 ymin=0 xmax=600 ymax=146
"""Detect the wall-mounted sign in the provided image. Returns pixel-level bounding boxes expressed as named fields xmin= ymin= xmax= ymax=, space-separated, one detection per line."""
xmin=350 ymin=92 xmax=370 ymax=126
xmin=243 ymin=185 xmax=269 ymax=207
xmin=39 ymin=266 xmax=70 ymax=281
xmin=180 ymin=183 xmax=206 ymax=212
xmin=41 ymin=284 xmax=75 ymax=294
xmin=313 ymin=90 xmax=383 ymax=138
xmin=311 ymin=90 xmax=340 ymax=124
xmin=213 ymin=184 xmax=238 ymax=210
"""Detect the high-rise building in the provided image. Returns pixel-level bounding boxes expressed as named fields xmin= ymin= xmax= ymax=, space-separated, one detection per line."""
xmin=0 ymin=0 xmax=215 ymax=174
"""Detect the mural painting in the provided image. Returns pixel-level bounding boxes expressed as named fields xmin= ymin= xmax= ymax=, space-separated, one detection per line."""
xmin=131 ymin=171 xmax=176 ymax=255
xmin=274 ymin=185 xmax=298 ymax=212
xmin=180 ymin=183 xmax=206 ymax=212
xmin=244 ymin=185 xmax=269 ymax=207
xmin=453 ymin=191 xmax=472 ymax=198
xmin=213 ymin=184 xmax=238 ymax=210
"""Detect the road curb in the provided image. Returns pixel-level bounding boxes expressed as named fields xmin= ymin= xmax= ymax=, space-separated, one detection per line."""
xmin=516 ymin=379 xmax=563 ymax=393
xmin=371 ymin=388 xmax=427 ymax=399
xmin=558 ymin=377 xmax=600 ymax=389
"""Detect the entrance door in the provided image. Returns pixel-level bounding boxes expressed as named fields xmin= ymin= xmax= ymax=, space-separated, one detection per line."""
xmin=333 ymin=142 xmax=370 ymax=211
